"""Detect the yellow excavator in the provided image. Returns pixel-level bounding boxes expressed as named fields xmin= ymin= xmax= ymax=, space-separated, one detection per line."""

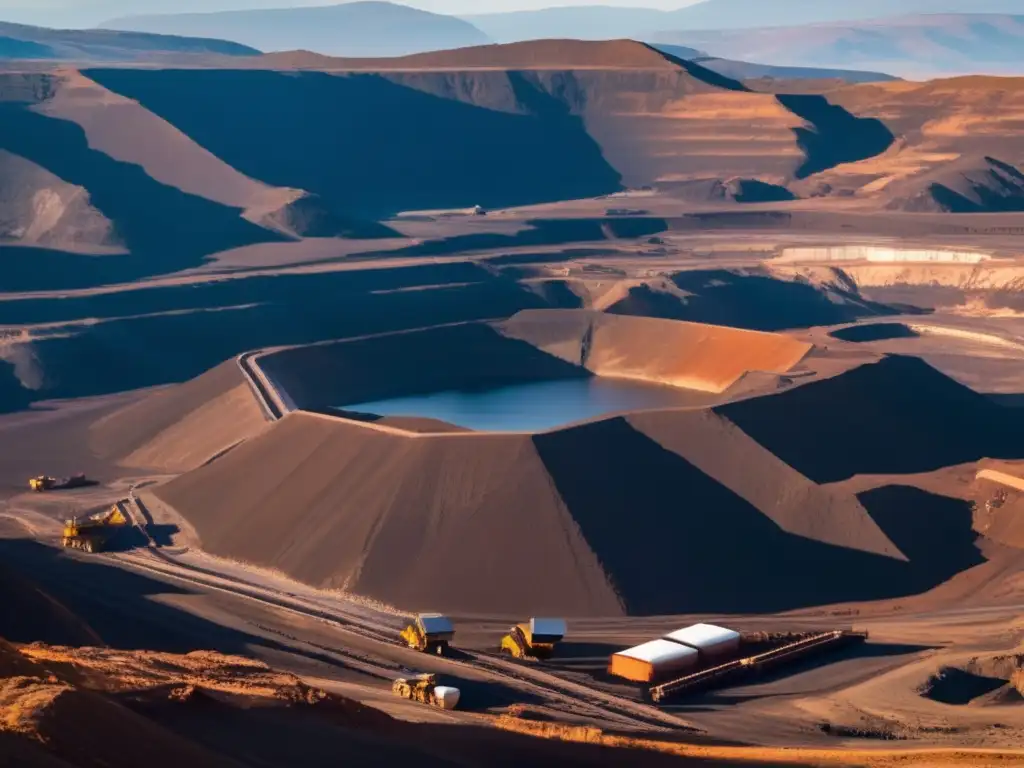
xmin=400 ymin=613 xmax=455 ymax=656
xmin=500 ymin=618 xmax=566 ymax=661
xmin=62 ymin=504 xmax=129 ymax=553
xmin=30 ymin=473 xmax=89 ymax=492
xmin=391 ymin=673 xmax=460 ymax=709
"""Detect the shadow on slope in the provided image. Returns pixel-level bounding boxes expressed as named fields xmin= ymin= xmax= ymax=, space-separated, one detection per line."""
xmin=0 ymin=270 xmax=568 ymax=409
xmin=858 ymin=486 xmax=985 ymax=593
xmin=0 ymin=360 xmax=33 ymax=414
xmin=719 ymin=355 xmax=1024 ymax=484
xmin=920 ymin=667 xmax=1010 ymax=706
xmin=924 ymin=157 xmax=1024 ymax=213
xmin=86 ymin=68 xmax=623 ymax=217
xmin=0 ymin=36 xmax=52 ymax=58
xmin=0 ymin=537 xmax=311 ymax=656
xmin=0 ymin=261 xmax=496 ymax=326
xmin=88 ymin=358 xmax=267 ymax=472
xmin=644 ymin=43 xmax=751 ymax=93
xmin=0 ymin=104 xmax=282 ymax=290
xmin=607 ymin=269 xmax=893 ymax=331
xmin=533 ymin=418 xmax=977 ymax=614
xmin=365 ymin=217 xmax=668 ymax=260
xmin=259 ymin=322 xmax=588 ymax=411
xmin=776 ymin=94 xmax=895 ymax=179
xmin=829 ymin=323 xmax=919 ymax=342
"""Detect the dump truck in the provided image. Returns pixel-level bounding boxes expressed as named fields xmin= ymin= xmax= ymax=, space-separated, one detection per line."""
xmin=30 ymin=473 xmax=89 ymax=492
xmin=401 ymin=613 xmax=455 ymax=655
xmin=500 ymin=618 xmax=566 ymax=660
xmin=392 ymin=673 xmax=460 ymax=709
xmin=61 ymin=504 xmax=129 ymax=553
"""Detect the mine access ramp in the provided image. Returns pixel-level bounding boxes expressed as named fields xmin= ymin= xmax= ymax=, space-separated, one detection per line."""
xmin=649 ymin=630 xmax=868 ymax=703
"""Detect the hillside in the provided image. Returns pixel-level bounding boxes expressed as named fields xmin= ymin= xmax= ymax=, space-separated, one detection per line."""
xmin=102 ymin=1 xmax=491 ymax=57
xmin=0 ymin=21 xmax=258 ymax=61
xmin=151 ymin=343 xmax=1019 ymax=616
xmin=652 ymin=14 xmax=1024 ymax=77
xmin=0 ymin=68 xmax=393 ymax=289
xmin=0 ymin=616 xmax=707 ymax=768
xmin=798 ymin=76 xmax=1024 ymax=209
xmin=138 ymin=314 xmax=1021 ymax=616
xmin=886 ymin=155 xmax=1024 ymax=213
xmin=258 ymin=39 xmax=684 ymax=71
xmin=153 ymin=405 xmax=925 ymax=616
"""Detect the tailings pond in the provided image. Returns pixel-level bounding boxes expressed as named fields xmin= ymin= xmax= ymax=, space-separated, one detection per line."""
xmin=338 ymin=377 xmax=699 ymax=432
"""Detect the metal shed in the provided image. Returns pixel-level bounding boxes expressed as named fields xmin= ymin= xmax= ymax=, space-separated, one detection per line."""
xmin=664 ymin=623 xmax=740 ymax=661
xmin=609 ymin=639 xmax=699 ymax=683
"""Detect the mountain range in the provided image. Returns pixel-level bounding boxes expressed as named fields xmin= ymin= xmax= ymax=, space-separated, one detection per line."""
xmin=650 ymin=13 xmax=1024 ymax=77
xmin=0 ymin=1 xmax=1014 ymax=76
xmin=0 ymin=20 xmax=258 ymax=60
xmin=466 ymin=0 xmax=1024 ymax=40
xmin=102 ymin=2 xmax=488 ymax=56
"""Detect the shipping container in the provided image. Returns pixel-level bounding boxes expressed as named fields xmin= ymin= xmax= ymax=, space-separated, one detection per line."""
xmin=609 ymin=639 xmax=699 ymax=683
xmin=664 ymin=623 xmax=741 ymax=661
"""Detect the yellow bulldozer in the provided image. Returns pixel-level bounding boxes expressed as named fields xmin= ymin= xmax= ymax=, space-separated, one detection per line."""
xmin=400 ymin=613 xmax=455 ymax=656
xmin=391 ymin=673 xmax=460 ymax=709
xmin=30 ymin=473 xmax=89 ymax=492
xmin=62 ymin=504 xmax=129 ymax=553
xmin=500 ymin=618 xmax=566 ymax=661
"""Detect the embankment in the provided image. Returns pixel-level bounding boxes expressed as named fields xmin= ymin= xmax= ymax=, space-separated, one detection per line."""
xmin=89 ymin=359 xmax=268 ymax=473
xmin=152 ymin=324 xmax=1005 ymax=615
xmin=0 ymin=263 xmax=570 ymax=413
xmin=718 ymin=355 xmax=1024 ymax=484
xmin=155 ymin=396 xmax=986 ymax=615
xmin=602 ymin=268 xmax=899 ymax=332
xmin=256 ymin=310 xmax=812 ymax=411
xmin=500 ymin=309 xmax=812 ymax=392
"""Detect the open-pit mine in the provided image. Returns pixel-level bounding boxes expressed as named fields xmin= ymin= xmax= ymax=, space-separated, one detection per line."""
xmin=2 ymin=28 xmax=1024 ymax=768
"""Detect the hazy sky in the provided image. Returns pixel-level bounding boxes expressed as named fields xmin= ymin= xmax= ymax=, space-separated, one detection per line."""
xmin=402 ymin=0 xmax=701 ymax=9
xmin=0 ymin=0 xmax=705 ymax=16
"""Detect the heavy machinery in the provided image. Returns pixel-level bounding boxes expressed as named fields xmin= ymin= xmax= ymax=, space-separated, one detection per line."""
xmin=391 ymin=673 xmax=460 ymax=709
xmin=29 ymin=473 xmax=89 ymax=492
xmin=62 ymin=504 xmax=129 ymax=553
xmin=400 ymin=613 xmax=455 ymax=655
xmin=500 ymin=618 xmax=566 ymax=660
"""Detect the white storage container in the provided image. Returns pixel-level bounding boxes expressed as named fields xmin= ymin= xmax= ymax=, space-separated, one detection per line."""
xmin=664 ymin=623 xmax=741 ymax=661
xmin=609 ymin=639 xmax=699 ymax=683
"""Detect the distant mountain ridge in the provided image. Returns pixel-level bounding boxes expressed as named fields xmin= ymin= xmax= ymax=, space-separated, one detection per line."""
xmin=102 ymin=1 xmax=490 ymax=57
xmin=654 ymin=44 xmax=896 ymax=84
xmin=466 ymin=0 xmax=1024 ymax=41
xmin=651 ymin=14 xmax=1024 ymax=77
xmin=0 ymin=21 xmax=259 ymax=61
xmin=653 ymin=0 xmax=1024 ymax=30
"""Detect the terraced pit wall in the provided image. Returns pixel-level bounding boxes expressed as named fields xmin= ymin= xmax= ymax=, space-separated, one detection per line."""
xmin=256 ymin=310 xmax=813 ymax=411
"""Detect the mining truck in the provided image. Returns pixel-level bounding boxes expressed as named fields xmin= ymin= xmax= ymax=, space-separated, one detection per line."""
xmin=62 ymin=504 xmax=129 ymax=553
xmin=392 ymin=673 xmax=460 ymax=709
xmin=500 ymin=618 xmax=566 ymax=660
xmin=30 ymin=473 xmax=90 ymax=492
xmin=401 ymin=613 xmax=455 ymax=655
